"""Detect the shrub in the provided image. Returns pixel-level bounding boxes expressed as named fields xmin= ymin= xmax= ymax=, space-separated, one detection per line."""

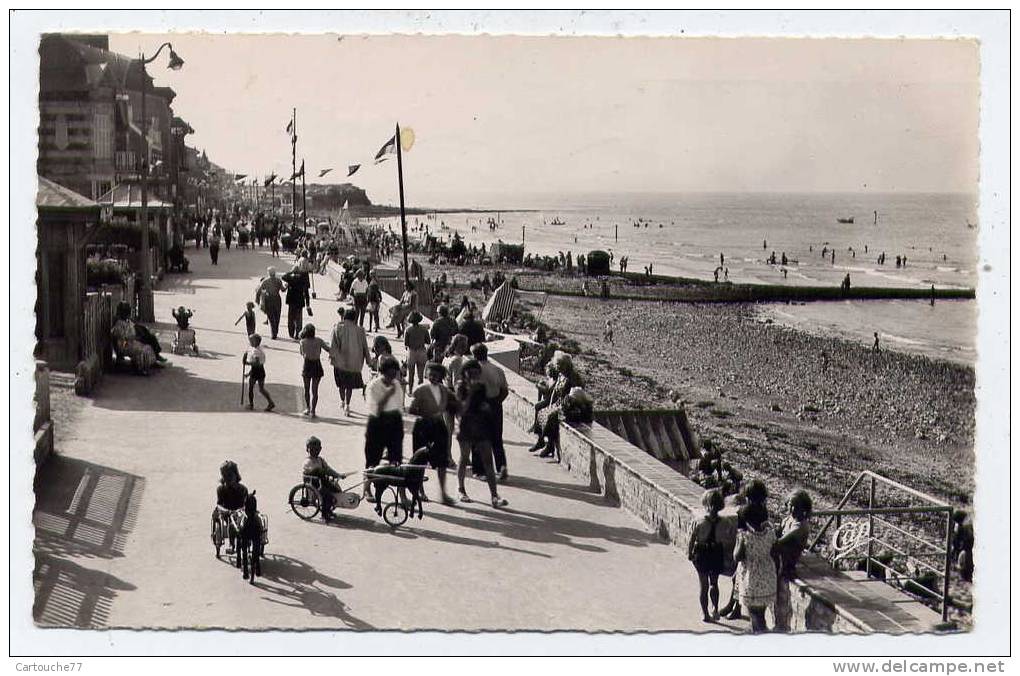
xmin=86 ymin=258 xmax=129 ymax=287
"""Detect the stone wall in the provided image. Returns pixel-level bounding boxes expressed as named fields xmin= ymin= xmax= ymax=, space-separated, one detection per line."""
xmin=497 ymin=362 xmax=939 ymax=634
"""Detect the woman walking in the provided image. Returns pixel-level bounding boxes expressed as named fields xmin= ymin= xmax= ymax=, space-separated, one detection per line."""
xmin=256 ymin=267 xmax=285 ymax=339
xmin=329 ymin=306 xmax=370 ymax=416
xmin=298 ymin=324 xmax=328 ymax=418
xmin=688 ymin=489 xmax=726 ymax=622
xmin=454 ymin=359 xmax=507 ymax=508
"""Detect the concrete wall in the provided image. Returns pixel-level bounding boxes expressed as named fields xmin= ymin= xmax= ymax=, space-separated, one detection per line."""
xmin=498 ymin=363 xmax=939 ymax=634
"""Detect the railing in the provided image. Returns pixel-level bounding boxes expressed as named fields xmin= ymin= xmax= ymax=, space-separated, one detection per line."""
xmin=809 ymin=470 xmax=956 ymax=622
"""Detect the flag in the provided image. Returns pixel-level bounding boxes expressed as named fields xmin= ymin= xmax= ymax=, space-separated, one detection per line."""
xmin=290 ymin=160 xmax=305 ymax=181
xmin=285 ymin=118 xmax=294 ymax=139
xmin=234 ymin=173 xmax=247 ymax=181
xmin=481 ymin=282 xmax=517 ymax=323
xmin=374 ymin=135 xmax=396 ymax=164
xmin=318 ymin=168 xmax=333 ymax=178
xmin=347 ymin=164 xmax=360 ymax=177
xmin=264 ymin=173 xmax=277 ymax=187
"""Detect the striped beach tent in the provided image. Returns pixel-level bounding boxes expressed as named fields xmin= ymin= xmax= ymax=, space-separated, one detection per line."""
xmin=481 ymin=281 xmax=517 ymax=323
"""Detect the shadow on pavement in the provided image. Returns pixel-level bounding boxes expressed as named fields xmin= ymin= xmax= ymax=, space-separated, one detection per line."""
xmin=257 ymin=553 xmax=374 ymax=629
xmin=32 ymin=456 xmax=144 ymax=628
xmin=507 ymin=473 xmax=607 ymax=507
xmin=33 ymin=555 xmax=136 ymax=628
xmin=34 ymin=455 xmax=145 ymax=560
xmin=91 ymin=365 xmax=309 ymax=414
xmin=427 ymin=501 xmax=655 ymax=552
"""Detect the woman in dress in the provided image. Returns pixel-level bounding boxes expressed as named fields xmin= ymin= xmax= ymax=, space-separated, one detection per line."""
xmin=110 ymin=301 xmax=156 ymax=374
xmin=329 ymin=306 xmax=370 ymax=416
xmin=298 ymin=324 xmax=329 ymax=418
xmin=733 ymin=502 xmax=778 ymax=633
xmin=256 ymin=267 xmax=285 ymax=339
xmin=442 ymin=334 xmax=470 ymax=390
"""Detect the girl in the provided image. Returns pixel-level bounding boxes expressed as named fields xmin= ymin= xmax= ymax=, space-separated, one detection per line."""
xmin=243 ymin=333 xmax=275 ymax=411
xmin=298 ymin=324 xmax=328 ymax=418
xmin=689 ymin=489 xmax=726 ymax=622
xmin=733 ymin=502 xmax=778 ymax=633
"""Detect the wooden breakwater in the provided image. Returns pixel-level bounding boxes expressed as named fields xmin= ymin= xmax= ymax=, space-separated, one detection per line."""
xmin=510 ymin=271 xmax=975 ymax=304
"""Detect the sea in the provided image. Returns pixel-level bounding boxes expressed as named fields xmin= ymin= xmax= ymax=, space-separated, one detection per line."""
xmin=369 ymin=191 xmax=979 ymax=366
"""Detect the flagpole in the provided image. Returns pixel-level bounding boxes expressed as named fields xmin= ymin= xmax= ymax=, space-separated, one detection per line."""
xmin=300 ymin=160 xmax=307 ymax=231
xmin=291 ymin=108 xmax=297 ymax=232
xmin=395 ymin=123 xmax=410 ymax=286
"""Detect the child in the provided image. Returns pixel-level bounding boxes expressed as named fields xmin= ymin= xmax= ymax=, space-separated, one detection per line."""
xmin=689 ymin=488 xmax=726 ymax=622
xmin=298 ymin=324 xmax=329 ymax=417
xmin=303 ymin=436 xmax=347 ymax=521
xmin=212 ymin=460 xmax=248 ymax=554
xmin=733 ymin=502 xmax=778 ymax=633
xmin=235 ymin=301 xmax=257 ymax=336
xmin=172 ymin=306 xmax=194 ymax=330
xmin=243 ymin=333 xmax=275 ymax=411
xmin=603 ymin=318 xmax=614 ymax=345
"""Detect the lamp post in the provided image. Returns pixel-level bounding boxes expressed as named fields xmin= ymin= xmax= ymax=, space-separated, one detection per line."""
xmin=137 ymin=42 xmax=184 ymax=321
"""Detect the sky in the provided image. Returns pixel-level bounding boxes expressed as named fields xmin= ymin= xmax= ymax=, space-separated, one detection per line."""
xmin=108 ymin=33 xmax=979 ymax=208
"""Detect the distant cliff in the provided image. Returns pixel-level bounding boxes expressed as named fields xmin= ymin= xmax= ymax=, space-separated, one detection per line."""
xmin=306 ymin=183 xmax=372 ymax=210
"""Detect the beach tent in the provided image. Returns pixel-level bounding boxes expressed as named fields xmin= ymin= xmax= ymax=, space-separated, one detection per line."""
xmin=481 ymin=281 xmax=517 ymax=323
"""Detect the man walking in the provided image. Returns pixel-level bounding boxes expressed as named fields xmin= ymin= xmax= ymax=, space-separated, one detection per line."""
xmin=471 ymin=343 xmax=509 ymax=482
xmin=283 ymin=264 xmax=311 ymax=339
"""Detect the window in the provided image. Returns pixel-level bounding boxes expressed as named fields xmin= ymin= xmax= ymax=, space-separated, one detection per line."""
xmin=93 ymin=112 xmax=113 ymax=159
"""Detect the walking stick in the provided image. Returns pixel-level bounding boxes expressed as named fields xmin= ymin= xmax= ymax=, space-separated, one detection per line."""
xmin=240 ymin=364 xmax=248 ymax=406
xmin=310 ymin=269 xmax=317 ymax=299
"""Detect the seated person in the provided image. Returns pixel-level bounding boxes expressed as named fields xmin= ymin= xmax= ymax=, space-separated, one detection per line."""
xmin=167 ymin=245 xmax=190 ymax=272
xmin=303 ymin=436 xmax=346 ymax=520
xmin=212 ymin=460 xmax=248 ymax=554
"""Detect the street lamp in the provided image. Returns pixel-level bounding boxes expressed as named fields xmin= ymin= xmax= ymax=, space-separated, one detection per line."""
xmin=137 ymin=42 xmax=183 ymax=321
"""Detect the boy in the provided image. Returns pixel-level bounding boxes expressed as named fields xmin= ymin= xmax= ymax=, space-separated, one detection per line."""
xmin=243 ymin=333 xmax=275 ymax=411
xmin=303 ymin=436 xmax=346 ymax=521
xmin=603 ymin=318 xmax=614 ymax=345
xmin=235 ymin=301 xmax=257 ymax=336
xmin=172 ymin=306 xmax=194 ymax=330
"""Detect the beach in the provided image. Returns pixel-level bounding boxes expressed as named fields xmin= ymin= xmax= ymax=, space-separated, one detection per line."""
xmin=424 ymin=258 xmax=976 ymax=512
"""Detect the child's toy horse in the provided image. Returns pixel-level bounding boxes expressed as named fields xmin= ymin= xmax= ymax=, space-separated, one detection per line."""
xmin=231 ymin=491 xmax=267 ymax=584
xmin=368 ymin=448 xmax=430 ymax=520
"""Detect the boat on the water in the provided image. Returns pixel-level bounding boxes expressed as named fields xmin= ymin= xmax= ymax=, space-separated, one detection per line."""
xmin=549 ymin=218 xmax=566 ymax=226
xmin=836 ymin=216 xmax=855 ymax=224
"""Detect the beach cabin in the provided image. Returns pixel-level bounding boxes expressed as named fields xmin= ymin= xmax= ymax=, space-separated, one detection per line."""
xmin=35 ymin=176 xmax=104 ymax=368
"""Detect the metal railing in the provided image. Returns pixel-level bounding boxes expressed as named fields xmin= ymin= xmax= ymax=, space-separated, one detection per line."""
xmin=809 ymin=470 xmax=956 ymax=622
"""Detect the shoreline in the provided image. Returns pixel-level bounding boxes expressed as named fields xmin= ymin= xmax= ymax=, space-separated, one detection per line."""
xmin=415 ymin=256 xmax=975 ymax=513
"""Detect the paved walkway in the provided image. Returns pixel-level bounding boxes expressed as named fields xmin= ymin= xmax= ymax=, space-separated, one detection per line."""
xmin=33 ymin=244 xmax=737 ymax=632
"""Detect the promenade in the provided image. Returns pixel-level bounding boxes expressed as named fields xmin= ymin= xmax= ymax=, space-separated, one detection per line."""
xmin=32 ymin=245 xmax=733 ymax=632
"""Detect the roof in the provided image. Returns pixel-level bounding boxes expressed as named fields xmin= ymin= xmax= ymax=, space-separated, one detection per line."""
xmin=37 ymin=176 xmax=100 ymax=211
xmin=97 ymin=182 xmax=173 ymax=210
